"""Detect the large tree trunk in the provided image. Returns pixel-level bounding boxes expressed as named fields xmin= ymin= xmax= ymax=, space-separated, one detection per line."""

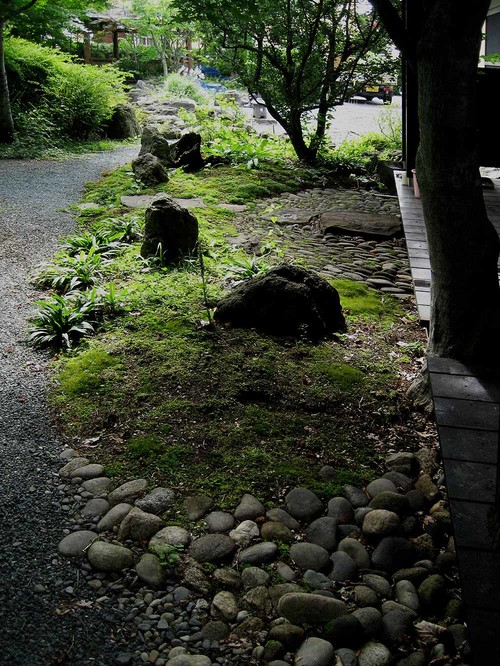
xmin=416 ymin=0 xmax=500 ymax=368
xmin=0 ymin=22 xmax=15 ymax=144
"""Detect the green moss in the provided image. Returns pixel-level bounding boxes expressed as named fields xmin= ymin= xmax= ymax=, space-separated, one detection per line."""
xmin=57 ymin=347 xmax=122 ymax=397
xmin=333 ymin=279 xmax=401 ymax=319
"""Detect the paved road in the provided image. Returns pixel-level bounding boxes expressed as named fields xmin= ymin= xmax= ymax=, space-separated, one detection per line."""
xmin=0 ymin=146 xmax=137 ymax=665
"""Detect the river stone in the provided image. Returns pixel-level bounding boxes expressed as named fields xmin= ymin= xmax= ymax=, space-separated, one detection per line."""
xmin=167 ymin=656 xmax=212 ymax=666
xmin=229 ymin=520 xmax=260 ymax=547
xmin=132 ymin=153 xmax=169 ymax=186
xmin=342 ymin=485 xmax=369 ymax=508
xmin=184 ymin=495 xmax=214 ymax=520
xmin=241 ymin=566 xmax=271 ymax=589
xmin=329 ymin=551 xmax=358 ymax=582
xmin=87 ymin=542 xmax=134 ymax=572
xmin=352 ymin=607 xmax=383 ymax=638
xmin=290 ymin=543 xmax=330 ymax=572
xmin=268 ymin=624 xmax=304 ymax=649
xmin=337 ymin=538 xmax=370 ymax=569
xmin=368 ymin=491 xmax=410 ymax=515
xmin=269 ymin=583 xmax=302 ymax=606
xmin=190 ymin=534 xmax=236 ymax=563
xmin=97 ymin=503 xmax=132 ymax=532
xmin=382 ymin=609 xmax=414 ymax=646
xmin=242 ymin=585 xmax=273 ymax=614
xmin=239 ymin=542 xmax=278 ymax=565
xmin=294 ymin=637 xmax=335 ymax=666
xmin=261 ymin=521 xmax=294 ymax=543
xmin=418 ymin=574 xmax=447 ymax=610
xmin=135 ymin=487 xmax=175 ymax=515
xmin=117 ymin=507 xmax=163 ymax=542
xmin=136 ymin=553 xmax=165 ymax=587
xmin=266 ymin=508 xmax=300 ymax=531
xmin=81 ymin=498 xmax=109 ymax=518
xmin=58 ymin=530 xmax=97 ymax=557
xmin=317 ymin=210 xmax=402 ymax=240
xmin=70 ymin=463 xmax=105 ymax=480
xmin=278 ymin=593 xmax=347 ymax=626
xmin=371 ymin=537 xmax=415 ymax=573
xmin=182 ymin=564 xmax=211 ymax=595
xmin=363 ymin=509 xmax=400 ymax=537
xmin=354 ymin=585 xmax=379 ymax=608
xmin=357 ymin=641 xmax=392 ymax=666
xmin=286 ymin=487 xmax=324 ymax=521
xmin=215 ymin=265 xmax=346 ymax=339
xmin=362 ymin=574 xmax=392 ymax=598
xmin=212 ymin=567 xmax=241 ymax=591
xmin=234 ymin=493 xmax=266 ymax=521
xmin=107 ymin=479 xmax=147 ymax=507
xmin=355 ymin=507 xmax=373 ymax=525
xmin=323 ymin=614 xmax=364 ymax=648
xmin=395 ymin=580 xmax=419 ymax=611
xmin=381 ymin=601 xmax=418 ymax=619
xmin=205 ymin=511 xmax=235 ymax=533
xmin=405 ymin=490 xmax=426 ymax=512
xmin=319 ymin=465 xmax=336 ymax=481
xmin=415 ymin=474 xmax=439 ymax=502
xmin=327 ymin=497 xmax=354 ymax=524
xmin=305 ymin=516 xmax=337 ymax=552
xmin=60 ymin=448 xmax=77 ymax=461
xmin=392 ymin=566 xmax=430 ymax=585
xmin=335 ymin=648 xmax=358 ymax=666
xmin=303 ymin=570 xmax=332 ymax=590
xmin=141 ymin=195 xmax=199 ymax=263
xmin=212 ymin=591 xmax=239 ymax=622
xmin=59 ymin=457 xmax=89 ymax=477
xmin=201 ymin=620 xmax=230 ymax=641
xmin=82 ymin=477 xmax=113 ymax=497
xmin=232 ymin=616 xmax=265 ymax=638
xmin=276 ymin=562 xmax=297 ymax=582
xmin=385 ymin=452 xmax=418 ymax=476
xmin=396 ymin=653 xmax=427 ymax=666
xmin=382 ymin=471 xmax=413 ymax=493
xmin=365 ymin=478 xmax=397 ymax=498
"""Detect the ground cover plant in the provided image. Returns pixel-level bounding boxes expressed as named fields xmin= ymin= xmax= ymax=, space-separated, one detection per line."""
xmin=33 ymin=144 xmax=430 ymax=515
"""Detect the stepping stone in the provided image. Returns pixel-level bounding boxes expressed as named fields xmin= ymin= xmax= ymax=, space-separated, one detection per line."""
xmin=317 ymin=211 xmax=402 ymax=240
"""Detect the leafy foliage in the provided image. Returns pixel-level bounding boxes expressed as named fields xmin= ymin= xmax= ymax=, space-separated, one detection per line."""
xmin=158 ymin=73 xmax=209 ymax=105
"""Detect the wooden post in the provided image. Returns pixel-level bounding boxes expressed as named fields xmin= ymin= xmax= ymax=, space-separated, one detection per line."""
xmin=186 ymin=33 xmax=193 ymax=73
xmin=113 ymin=29 xmax=119 ymax=60
xmin=84 ymin=33 xmax=91 ymax=64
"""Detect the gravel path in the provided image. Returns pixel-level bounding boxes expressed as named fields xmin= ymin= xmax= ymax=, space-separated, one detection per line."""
xmin=0 ymin=146 xmax=138 ymax=666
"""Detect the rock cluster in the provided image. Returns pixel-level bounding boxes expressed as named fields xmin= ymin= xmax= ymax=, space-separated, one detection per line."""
xmin=56 ymin=446 xmax=470 ymax=665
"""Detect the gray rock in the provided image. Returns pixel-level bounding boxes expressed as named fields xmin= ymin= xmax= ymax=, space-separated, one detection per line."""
xmin=380 ymin=601 xmax=418 ymax=618
xmin=329 ymin=551 xmax=358 ymax=582
xmin=239 ymin=541 xmax=278 ymax=565
xmin=286 ymin=487 xmax=324 ymax=521
xmin=136 ymin=553 xmax=165 ymax=587
xmin=338 ymin=524 xmax=361 ymax=540
xmin=105 ymin=103 xmax=140 ymax=139
xmin=266 ymin=508 xmax=300 ymax=531
xmin=59 ymin=448 xmax=77 ymax=461
xmin=132 ymin=153 xmax=169 ymax=186
xmin=290 ymin=543 xmax=330 ymax=572
xmin=184 ymin=495 xmax=214 ymax=520
xmin=337 ymin=538 xmax=370 ymax=569
xmin=354 ymin=508 xmax=372 ymax=525
xmin=204 ymin=511 xmax=235 ymax=533
xmin=368 ymin=491 xmax=410 ymax=515
xmin=327 ymin=497 xmax=354 ymax=524
xmin=182 ymin=564 xmax=211 ymax=595
xmin=418 ymin=574 xmax=447 ymax=610
xmin=107 ymin=479 xmax=147 ymax=507
xmin=58 ymin=530 xmax=97 ymax=557
xmin=352 ymin=607 xmax=383 ymax=639
xmin=381 ymin=609 xmax=414 ymax=646
xmin=261 ymin=521 xmax=294 ymax=543
xmin=59 ymin=457 xmax=89 ymax=478
xmin=276 ymin=562 xmax=296 ymax=582
xmin=268 ymin=624 xmax=304 ymax=650
xmin=215 ymin=265 xmax=346 ymax=339
xmin=323 ymin=614 xmax=364 ymax=649
xmin=234 ymin=494 xmax=266 ymax=521
xmin=117 ymin=507 xmax=163 ymax=542
xmin=391 ymin=566 xmax=430 ymax=584
xmin=385 ymin=452 xmax=418 ymax=476
xmin=294 ymin=637 xmax=335 ymax=666
xmin=81 ymin=498 xmax=109 ymax=518
xmin=415 ymin=474 xmax=439 ymax=502
xmin=396 ymin=653 xmax=426 ymax=666
xmin=317 ymin=210 xmax=401 ymax=240
xmin=241 ymin=566 xmax=271 ymax=589
xmin=278 ymin=592 xmax=347 ymax=626
xmin=201 ymin=620 xmax=229 ymax=641
xmin=135 ymin=487 xmax=175 ymax=515
xmin=382 ymin=471 xmax=413 ymax=492
xmin=371 ymin=537 xmax=415 ymax=573
xmin=335 ymin=648 xmax=359 ymax=666
xmin=87 ymin=542 xmax=134 ymax=572
xmin=362 ymin=574 xmax=392 ymax=598
xmin=167 ymin=656 xmax=212 ymax=666
xmin=362 ymin=509 xmax=400 ymax=538
xmin=242 ymin=585 xmax=273 ymax=614
xmin=212 ymin=566 xmax=241 ymax=590
xmin=354 ymin=585 xmax=379 ymax=607
xmin=70 ymin=463 xmax=105 ymax=480
xmin=303 ymin=570 xmax=332 ymax=590
xmin=357 ymin=641 xmax=391 ymax=666
xmin=139 ymin=125 xmax=173 ymax=162
xmin=269 ymin=583 xmax=302 ymax=606
xmin=305 ymin=516 xmax=337 ymax=552
xmin=141 ymin=195 xmax=199 ymax=263
xmin=190 ymin=534 xmax=236 ymax=563
xmin=97 ymin=503 xmax=132 ymax=532
xmin=211 ymin=591 xmax=239 ymax=622
xmin=365 ymin=478 xmax=397 ymax=498
xmin=405 ymin=490 xmax=426 ymax=512
xmin=229 ymin=520 xmax=259 ymax=547
xmin=342 ymin=485 xmax=369 ymax=508
xmin=395 ymin=579 xmax=419 ymax=612
xmin=82 ymin=477 xmax=113 ymax=497
xmin=319 ymin=465 xmax=336 ymax=481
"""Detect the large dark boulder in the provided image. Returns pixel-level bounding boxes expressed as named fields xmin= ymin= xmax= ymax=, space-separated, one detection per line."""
xmin=170 ymin=132 xmax=205 ymax=172
xmin=141 ymin=194 xmax=199 ymax=263
xmin=132 ymin=153 xmax=169 ymax=186
xmin=214 ymin=265 xmax=346 ymax=338
xmin=105 ymin=104 xmax=140 ymax=139
xmin=139 ymin=125 xmax=174 ymax=163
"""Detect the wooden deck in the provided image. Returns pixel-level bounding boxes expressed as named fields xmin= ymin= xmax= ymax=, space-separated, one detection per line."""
xmin=395 ymin=174 xmax=500 ymax=665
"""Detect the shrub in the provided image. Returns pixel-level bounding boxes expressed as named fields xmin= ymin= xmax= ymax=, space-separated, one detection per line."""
xmin=158 ymin=73 xmax=208 ymax=105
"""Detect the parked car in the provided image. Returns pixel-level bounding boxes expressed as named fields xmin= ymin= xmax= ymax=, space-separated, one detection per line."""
xmin=355 ymin=83 xmax=394 ymax=103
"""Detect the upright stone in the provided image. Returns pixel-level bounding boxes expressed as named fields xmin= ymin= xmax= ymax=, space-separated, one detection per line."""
xmin=141 ymin=195 xmax=199 ymax=263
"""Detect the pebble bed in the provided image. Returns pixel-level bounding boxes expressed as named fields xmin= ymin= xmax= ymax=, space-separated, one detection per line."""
xmin=56 ymin=446 xmax=471 ymax=666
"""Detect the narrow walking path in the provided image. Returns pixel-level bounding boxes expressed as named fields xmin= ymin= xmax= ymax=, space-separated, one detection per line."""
xmin=0 ymin=146 xmax=138 ymax=665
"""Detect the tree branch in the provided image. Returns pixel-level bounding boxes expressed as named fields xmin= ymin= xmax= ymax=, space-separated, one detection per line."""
xmin=368 ymin=0 xmax=412 ymax=59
